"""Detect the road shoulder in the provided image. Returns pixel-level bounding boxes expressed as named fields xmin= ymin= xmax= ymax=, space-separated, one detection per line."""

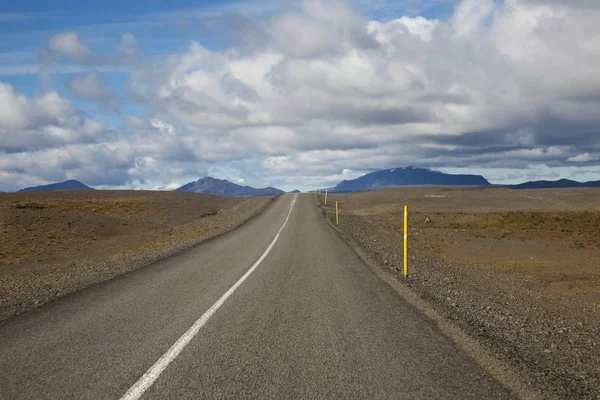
xmin=314 ymin=194 xmax=542 ymax=400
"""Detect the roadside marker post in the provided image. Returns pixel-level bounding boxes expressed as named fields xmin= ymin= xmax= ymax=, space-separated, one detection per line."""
xmin=324 ymin=190 xmax=328 ymax=205
xmin=403 ymin=205 xmax=408 ymax=278
xmin=336 ymin=201 xmax=339 ymax=225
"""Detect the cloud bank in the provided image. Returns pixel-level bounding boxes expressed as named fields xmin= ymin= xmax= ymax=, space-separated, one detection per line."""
xmin=1 ymin=0 xmax=600 ymax=191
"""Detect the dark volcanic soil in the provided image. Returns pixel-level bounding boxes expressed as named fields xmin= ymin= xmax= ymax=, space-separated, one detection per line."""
xmin=320 ymin=187 xmax=600 ymax=399
xmin=0 ymin=190 xmax=273 ymax=321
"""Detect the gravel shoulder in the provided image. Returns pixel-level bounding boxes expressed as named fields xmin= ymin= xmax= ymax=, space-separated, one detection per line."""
xmin=0 ymin=191 xmax=274 ymax=321
xmin=319 ymin=188 xmax=600 ymax=399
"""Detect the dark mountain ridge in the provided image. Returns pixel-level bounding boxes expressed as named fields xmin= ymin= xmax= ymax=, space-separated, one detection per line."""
xmin=333 ymin=167 xmax=490 ymax=192
xmin=176 ymin=177 xmax=284 ymax=197
xmin=507 ymin=178 xmax=600 ymax=189
xmin=19 ymin=180 xmax=94 ymax=192
xmin=10 ymin=172 xmax=600 ymax=195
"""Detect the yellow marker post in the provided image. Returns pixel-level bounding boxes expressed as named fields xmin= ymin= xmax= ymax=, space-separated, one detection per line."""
xmin=403 ymin=205 xmax=408 ymax=277
xmin=336 ymin=201 xmax=339 ymax=225
xmin=324 ymin=190 xmax=328 ymax=205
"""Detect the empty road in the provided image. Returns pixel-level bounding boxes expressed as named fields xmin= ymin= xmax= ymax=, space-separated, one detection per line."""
xmin=0 ymin=194 xmax=514 ymax=399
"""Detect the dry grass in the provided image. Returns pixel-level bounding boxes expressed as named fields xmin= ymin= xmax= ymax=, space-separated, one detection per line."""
xmin=0 ymin=190 xmax=274 ymax=320
xmin=0 ymin=190 xmax=257 ymax=265
xmin=334 ymin=186 xmax=600 ymax=214
xmin=325 ymin=187 xmax=600 ymax=302
xmin=13 ymin=199 xmax=148 ymax=217
xmin=411 ymin=211 xmax=600 ymax=247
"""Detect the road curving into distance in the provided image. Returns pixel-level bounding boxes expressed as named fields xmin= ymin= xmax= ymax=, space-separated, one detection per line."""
xmin=0 ymin=194 xmax=515 ymax=399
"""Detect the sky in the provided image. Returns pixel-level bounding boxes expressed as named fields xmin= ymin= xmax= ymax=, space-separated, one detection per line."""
xmin=1 ymin=0 xmax=600 ymax=192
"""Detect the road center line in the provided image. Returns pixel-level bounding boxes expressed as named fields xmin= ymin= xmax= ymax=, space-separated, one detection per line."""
xmin=120 ymin=194 xmax=298 ymax=400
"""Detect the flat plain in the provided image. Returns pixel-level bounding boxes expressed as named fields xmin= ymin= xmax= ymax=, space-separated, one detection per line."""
xmin=0 ymin=190 xmax=272 ymax=320
xmin=322 ymin=187 xmax=600 ymax=399
xmin=330 ymin=187 xmax=600 ymax=302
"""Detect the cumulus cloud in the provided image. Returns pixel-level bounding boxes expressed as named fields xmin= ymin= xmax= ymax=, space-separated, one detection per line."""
xmin=269 ymin=0 xmax=375 ymax=58
xmin=44 ymin=31 xmax=140 ymax=66
xmin=2 ymin=0 xmax=600 ymax=190
xmin=0 ymin=113 xmax=209 ymax=190
xmin=0 ymin=82 xmax=73 ymax=130
xmin=451 ymin=0 xmax=494 ymax=37
xmin=368 ymin=16 xmax=439 ymax=44
xmin=66 ymin=72 xmax=117 ymax=108
xmin=47 ymin=31 xmax=95 ymax=60
xmin=0 ymin=81 xmax=110 ymax=167
xmin=125 ymin=1 xmax=599 ymax=174
xmin=567 ymin=153 xmax=596 ymax=163
xmin=118 ymin=33 xmax=140 ymax=59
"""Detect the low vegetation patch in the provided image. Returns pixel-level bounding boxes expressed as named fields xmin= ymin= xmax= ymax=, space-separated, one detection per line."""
xmin=0 ymin=190 xmax=274 ymax=321
xmin=412 ymin=211 xmax=600 ymax=246
xmin=13 ymin=199 xmax=147 ymax=217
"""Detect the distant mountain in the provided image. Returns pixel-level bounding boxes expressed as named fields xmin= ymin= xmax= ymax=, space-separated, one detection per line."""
xmin=508 ymin=178 xmax=600 ymax=190
xmin=176 ymin=177 xmax=284 ymax=197
xmin=19 ymin=180 xmax=94 ymax=192
xmin=290 ymin=190 xmax=301 ymax=193
xmin=333 ymin=167 xmax=490 ymax=192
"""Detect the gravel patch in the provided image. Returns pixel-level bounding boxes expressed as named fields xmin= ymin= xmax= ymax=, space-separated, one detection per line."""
xmin=320 ymin=200 xmax=600 ymax=399
xmin=0 ymin=195 xmax=274 ymax=321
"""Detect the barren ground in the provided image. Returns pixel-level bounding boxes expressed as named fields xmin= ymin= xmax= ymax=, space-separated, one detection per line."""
xmin=0 ymin=190 xmax=272 ymax=320
xmin=321 ymin=187 xmax=600 ymax=399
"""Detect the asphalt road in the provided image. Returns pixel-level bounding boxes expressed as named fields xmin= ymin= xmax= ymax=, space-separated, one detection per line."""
xmin=0 ymin=194 xmax=515 ymax=399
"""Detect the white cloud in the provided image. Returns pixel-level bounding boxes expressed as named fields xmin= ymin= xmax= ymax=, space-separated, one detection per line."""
xmin=3 ymin=0 xmax=600 ymax=191
xmin=118 ymin=33 xmax=140 ymax=58
xmin=47 ymin=31 xmax=94 ymax=60
xmin=0 ymin=82 xmax=73 ymax=130
xmin=567 ymin=153 xmax=596 ymax=163
xmin=118 ymin=0 xmax=600 ymax=189
xmin=369 ymin=16 xmax=440 ymax=46
xmin=66 ymin=72 xmax=117 ymax=107
xmin=149 ymin=119 xmax=175 ymax=135
xmin=0 ymin=82 xmax=109 ymax=164
xmin=45 ymin=31 xmax=140 ymax=66
xmin=451 ymin=0 xmax=494 ymax=37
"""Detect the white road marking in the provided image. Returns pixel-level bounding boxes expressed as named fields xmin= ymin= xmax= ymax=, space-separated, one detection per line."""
xmin=120 ymin=194 xmax=298 ymax=400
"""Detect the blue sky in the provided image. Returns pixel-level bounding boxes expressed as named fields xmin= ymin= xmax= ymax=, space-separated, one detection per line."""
xmin=1 ymin=0 xmax=250 ymax=110
xmin=1 ymin=0 xmax=599 ymax=191
xmin=1 ymin=0 xmax=307 ymax=138
xmin=0 ymin=0 xmax=456 ymax=102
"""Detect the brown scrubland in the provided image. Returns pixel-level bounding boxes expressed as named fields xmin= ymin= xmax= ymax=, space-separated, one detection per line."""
xmin=321 ymin=187 xmax=600 ymax=399
xmin=0 ymin=190 xmax=272 ymax=320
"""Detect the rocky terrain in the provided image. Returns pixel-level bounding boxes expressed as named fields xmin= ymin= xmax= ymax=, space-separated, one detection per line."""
xmin=320 ymin=187 xmax=600 ymax=399
xmin=0 ymin=190 xmax=273 ymax=320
